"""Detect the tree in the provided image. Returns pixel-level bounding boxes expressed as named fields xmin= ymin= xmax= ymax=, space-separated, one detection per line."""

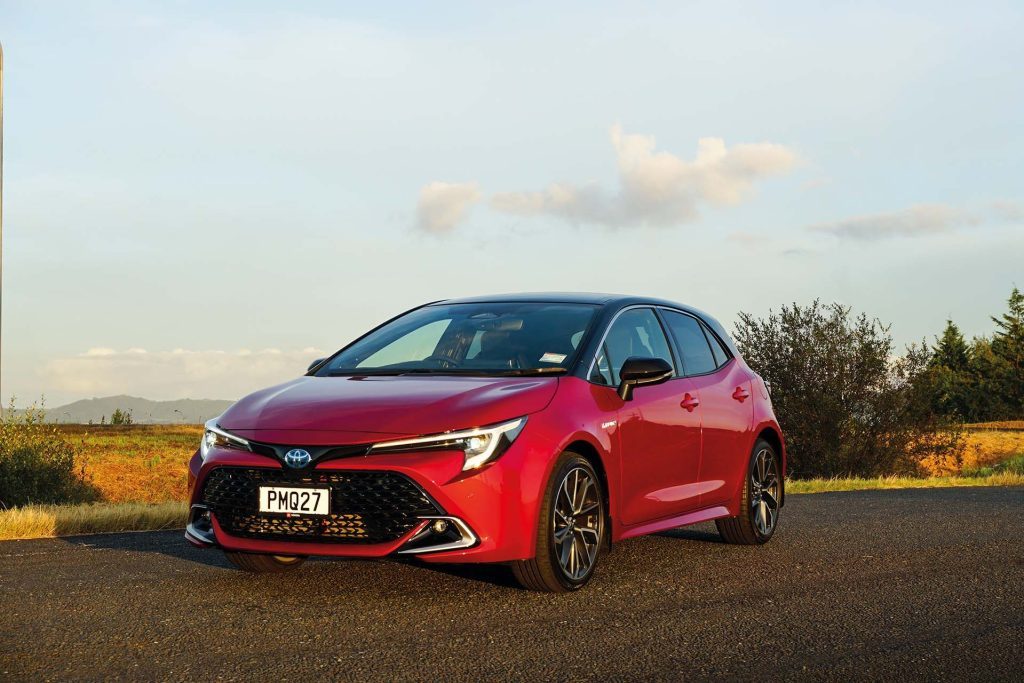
xmin=990 ymin=286 xmax=1024 ymax=416
xmin=926 ymin=320 xmax=973 ymax=419
xmin=932 ymin=320 xmax=970 ymax=371
xmin=109 ymin=409 xmax=133 ymax=426
xmin=734 ymin=300 xmax=962 ymax=478
xmin=965 ymin=337 xmax=1008 ymax=420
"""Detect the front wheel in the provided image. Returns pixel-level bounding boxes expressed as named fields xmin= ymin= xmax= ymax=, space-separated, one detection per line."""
xmin=716 ymin=439 xmax=781 ymax=545
xmin=224 ymin=551 xmax=306 ymax=573
xmin=512 ymin=452 xmax=606 ymax=592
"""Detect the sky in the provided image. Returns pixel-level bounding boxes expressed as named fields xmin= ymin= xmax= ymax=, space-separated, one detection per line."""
xmin=1 ymin=0 xmax=1022 ymax=406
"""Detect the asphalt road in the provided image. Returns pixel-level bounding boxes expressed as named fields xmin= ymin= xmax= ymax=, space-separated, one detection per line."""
xmin=2 ymin=487 xmax=1023 ymax=682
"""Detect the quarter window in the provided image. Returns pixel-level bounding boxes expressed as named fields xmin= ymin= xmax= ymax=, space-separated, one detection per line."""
xmin=661 ymin=311 xmax=717 ymax=376
xmin=704 ymin=325 xmax=731 ymax=367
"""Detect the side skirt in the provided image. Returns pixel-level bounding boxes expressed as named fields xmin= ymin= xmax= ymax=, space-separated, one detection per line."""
xmin=615 ymin=505 xmax=732 ymax=542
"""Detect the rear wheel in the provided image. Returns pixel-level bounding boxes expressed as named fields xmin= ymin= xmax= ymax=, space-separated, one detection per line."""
xmin=716 ymin=439 xmax=781 ymax=545
xmin=512 ymin=452 xmax=605 ymax=592
xmin=224 ymin=551 xmax=306 ymax=573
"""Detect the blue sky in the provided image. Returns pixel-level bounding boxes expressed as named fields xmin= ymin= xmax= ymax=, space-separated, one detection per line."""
xmin=1 ymin=1 xmax=1022 ymax=404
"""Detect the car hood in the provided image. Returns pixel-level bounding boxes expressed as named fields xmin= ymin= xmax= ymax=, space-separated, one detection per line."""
xmin=218 ymin=375 xmax=559 ymax=443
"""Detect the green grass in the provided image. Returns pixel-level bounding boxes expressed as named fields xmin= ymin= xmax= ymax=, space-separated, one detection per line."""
xmin=786 ymin=471 xmax=1024 ymax=494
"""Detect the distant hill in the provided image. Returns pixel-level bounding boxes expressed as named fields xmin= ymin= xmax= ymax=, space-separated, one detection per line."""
xmin=40 ymin=395 xmax=235 ymax=425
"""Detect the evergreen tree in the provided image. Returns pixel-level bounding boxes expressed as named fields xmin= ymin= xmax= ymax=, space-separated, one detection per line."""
xmin=969 ymin=337 xmax=1010 ymax=420
xmin=931 ymin=320 xmax=970 ymax=371
xmin=927 ymin=320 xmax=973 ymax=419
xmin=990 ymin=287 xmax=1024 ymax=416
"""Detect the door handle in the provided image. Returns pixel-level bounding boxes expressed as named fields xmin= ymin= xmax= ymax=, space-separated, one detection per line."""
xmin=732 ymin=386 xmax=750 ymax=403
xmin=680 ymin=393 xmax=700 ymax=412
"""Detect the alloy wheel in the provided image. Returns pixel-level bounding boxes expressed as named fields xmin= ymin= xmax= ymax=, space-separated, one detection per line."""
xmin=552 ymin=466 xmax=603 ymax=581
xmin=750 ymin=448 xmax=780 ymax=535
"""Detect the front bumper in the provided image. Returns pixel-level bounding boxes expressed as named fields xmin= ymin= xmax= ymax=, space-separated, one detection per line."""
xmin=186 ymin=433 xmax=553 ymax=563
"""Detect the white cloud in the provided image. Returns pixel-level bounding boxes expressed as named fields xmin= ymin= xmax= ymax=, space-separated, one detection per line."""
xmin=992 ymin=200 xmax=1024 ymax=222
xmin=42 ymin=348 xmax=328 ymax=401
xmin=490 ymin=125 xmax=798 ymax=228
xmin=809 ymin=202 xmax=1023 ymax=240
xmin=416 ymin=182 xmax=482 ymax=234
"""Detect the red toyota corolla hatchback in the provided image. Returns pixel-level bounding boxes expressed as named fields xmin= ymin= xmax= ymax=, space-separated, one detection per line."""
xmin=186 ymin=293 xmax=785 ymax=592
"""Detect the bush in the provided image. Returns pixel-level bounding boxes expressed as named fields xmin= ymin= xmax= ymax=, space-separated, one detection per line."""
xmin=0 ymin=400 xmax=97 ymax=508
xmin=735 ymin=300 xmax=963 ymax=478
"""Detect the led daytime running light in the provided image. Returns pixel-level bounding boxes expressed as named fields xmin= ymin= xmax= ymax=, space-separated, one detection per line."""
xmin=370 ymin=417 xmax=526 ymax=471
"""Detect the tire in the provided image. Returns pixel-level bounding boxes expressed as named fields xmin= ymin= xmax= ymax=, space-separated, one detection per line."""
xmin=716 ymin=439 xmax=782 ymax=545
xmin=512 ymin=451 xmax=606 ymax=592
xmin=224 ymin=551 xmax=306 ymax=573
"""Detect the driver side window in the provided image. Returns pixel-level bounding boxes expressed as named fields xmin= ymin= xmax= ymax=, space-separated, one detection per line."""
xmin=590 ymin=308 xmax=675 ymax=385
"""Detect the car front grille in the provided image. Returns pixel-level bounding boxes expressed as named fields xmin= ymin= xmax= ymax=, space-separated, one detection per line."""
xmin=201 ymin=467 xmax=443 ymax=544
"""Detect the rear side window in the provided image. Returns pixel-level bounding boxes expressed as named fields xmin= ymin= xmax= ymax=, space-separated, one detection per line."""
xmin=661 ymin=311 xmax=717 ymax=376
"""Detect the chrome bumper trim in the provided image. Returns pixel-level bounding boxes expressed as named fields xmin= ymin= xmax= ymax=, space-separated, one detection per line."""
xmin=396 ymin=516 xmax=478 ymax=555
xmin=185 ymin=504 xmax=217 ymax=546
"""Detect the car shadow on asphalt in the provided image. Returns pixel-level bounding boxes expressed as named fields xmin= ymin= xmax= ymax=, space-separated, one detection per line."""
xmin=56 ymin=529 xmax=525 ymax=587
xmin=59 ymin=529 xmax=234 ymax=569
xmin=53 ymin=525 xmax=723 ymax=587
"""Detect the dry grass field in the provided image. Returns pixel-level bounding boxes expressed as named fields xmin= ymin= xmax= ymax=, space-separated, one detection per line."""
xmin=57 ymin=424 xmax=202 ymax=504
xmin=962 ymin=429 xmax=1024 ymax=471
xmin=918 ymin=424 xmax=1024 ymax=476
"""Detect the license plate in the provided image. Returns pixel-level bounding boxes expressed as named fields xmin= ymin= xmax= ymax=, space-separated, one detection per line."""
xmin=259 ymin=486 xmax=330 ymax=515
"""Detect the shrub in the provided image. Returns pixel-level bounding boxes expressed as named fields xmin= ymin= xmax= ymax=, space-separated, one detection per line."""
xmin=0 ymin=400 xmax=97 ymax=508
xmin=735 ymin=301 xmax=963 ymax=478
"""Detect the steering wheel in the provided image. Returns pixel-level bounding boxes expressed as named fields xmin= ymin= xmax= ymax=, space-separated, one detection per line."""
xmin=424 ymin=355 xmax=461 ymax=368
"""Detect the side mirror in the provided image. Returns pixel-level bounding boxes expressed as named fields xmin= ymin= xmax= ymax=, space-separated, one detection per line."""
xmin=617 ymin=357 xmax=673 ymax=401
xmin=307 ymin=358 xmax=326 ymax=373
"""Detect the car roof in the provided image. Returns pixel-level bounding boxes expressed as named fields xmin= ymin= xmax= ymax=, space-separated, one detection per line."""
xmin=436 ymin=291 xmax=687 ymax=306
xmin=435 ymin=291 xmax=704 ymax=314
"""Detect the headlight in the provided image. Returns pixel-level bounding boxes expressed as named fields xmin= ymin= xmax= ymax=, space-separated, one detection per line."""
xmin=199 ymin=419 xmax=251 ymax=460
xmin=369 ymin=417 xmax=527 ymax=471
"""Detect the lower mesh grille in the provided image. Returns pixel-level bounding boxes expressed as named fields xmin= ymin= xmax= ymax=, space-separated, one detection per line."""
xmin=201 ymin=467 xmax=442 ymax=544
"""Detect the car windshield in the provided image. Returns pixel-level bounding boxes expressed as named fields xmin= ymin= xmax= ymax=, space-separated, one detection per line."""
xmin=318 ymin=302 xmax=599 ymax=376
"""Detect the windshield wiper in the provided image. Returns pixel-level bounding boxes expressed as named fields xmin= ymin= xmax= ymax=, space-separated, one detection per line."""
xmin=327 ymin=369 xmax=411 ymax=376
xmin=328 ymin=368 xmax=494 ymax=377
